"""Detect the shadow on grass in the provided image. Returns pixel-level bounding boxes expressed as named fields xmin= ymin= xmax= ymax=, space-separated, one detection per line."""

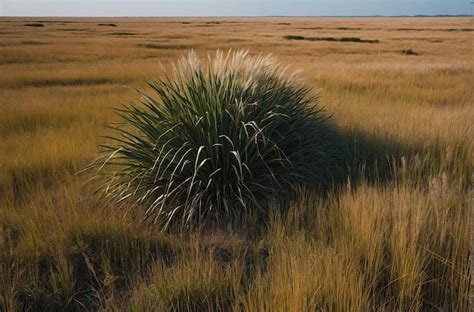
xmin=338 ymin=128 xmax=471 ymax=189
xmin=235 ymin=125 xmax=472 ymax=236
xmin=8 ymin=224 xmax=178 ymax=311
xmin=339 ymin=128 xmax=410 ymax=184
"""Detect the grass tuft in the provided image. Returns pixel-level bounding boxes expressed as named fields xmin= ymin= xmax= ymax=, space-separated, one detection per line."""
xmin=283 ymin=35 xmax=305 ymax=40
xmin=92 ymin=50 xmax=342 ymax=229
xmin=402 ymin=49 xmax=419 ymax=56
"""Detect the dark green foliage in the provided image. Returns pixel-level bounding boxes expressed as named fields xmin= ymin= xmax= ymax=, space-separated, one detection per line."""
xmin=108 ymin=32 xmax=136 ymax=36
xmin=98 ymin=23 xmax=117 ymax=27
xmin=284 ymin=35 xmax=380 ymax=43
xmin=402 ymin=49 xmax=418 ymax=56
xmin=283 ymin=35 xmax=305 ymax=40
xmin=337 ymin=27 xmax=362 ymax=30
xmin=93 ymin=50 xmax=342 ymax=228
xmin=24 ymin=23 xmax=44 ymax=27
xmin=20 ymin=40 xmax=49 ymax=45
xmin=24 ymin=78 xmax=114 ymax=88
xmin=136 ymin=43 xmax=192 ymax=50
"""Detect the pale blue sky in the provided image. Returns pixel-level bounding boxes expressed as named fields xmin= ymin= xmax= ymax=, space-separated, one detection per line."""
xmin=1 ymin=1 xmax=472 ymax=17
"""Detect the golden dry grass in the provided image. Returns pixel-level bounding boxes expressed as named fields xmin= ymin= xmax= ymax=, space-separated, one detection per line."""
xmin=0 ymin=17 xmax=472 ymax=311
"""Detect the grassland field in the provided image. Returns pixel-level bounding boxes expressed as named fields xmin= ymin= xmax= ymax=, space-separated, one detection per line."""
xmin=0 ymin=17 xmax=473 ymax=311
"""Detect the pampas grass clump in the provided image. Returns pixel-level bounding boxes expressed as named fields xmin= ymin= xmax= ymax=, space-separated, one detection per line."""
xmin=94 ymin=50 xmax=341 ymax=228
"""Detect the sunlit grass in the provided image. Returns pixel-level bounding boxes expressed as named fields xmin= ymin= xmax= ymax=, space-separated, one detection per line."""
xmin=0 ymin=17 xmax=472 ymax=311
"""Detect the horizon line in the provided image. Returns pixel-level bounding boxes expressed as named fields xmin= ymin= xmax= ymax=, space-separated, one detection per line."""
xmin=2 ymin=14 xmax=471 ymax=18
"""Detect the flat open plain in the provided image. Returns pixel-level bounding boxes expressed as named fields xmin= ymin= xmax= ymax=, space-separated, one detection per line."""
xmin=0 ymin=17 xmax=472 ymax=311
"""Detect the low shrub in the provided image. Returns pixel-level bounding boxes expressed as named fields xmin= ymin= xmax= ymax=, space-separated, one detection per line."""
xmin=93 ymin=50 xmax=342 ymax=228
xmin=402 ymin=49 xmax=418 ymax=56
xmin=283 ymin=35 xmax=305 ymax=40
xmin=107 ymin=32 xmax=136 ymax=36
xmin=24 ymin=23 xmax=44 ymax=27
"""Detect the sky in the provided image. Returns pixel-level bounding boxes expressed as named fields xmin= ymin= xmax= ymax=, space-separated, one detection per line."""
xmin=1 ymin=1 xmax=472 ymax=17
